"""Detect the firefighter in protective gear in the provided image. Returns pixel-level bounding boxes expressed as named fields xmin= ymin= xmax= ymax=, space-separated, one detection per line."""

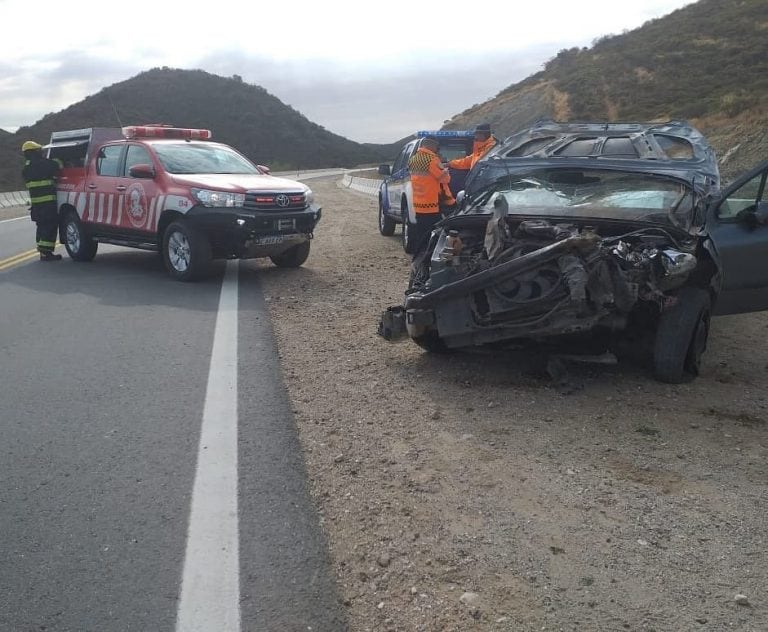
xmin=449 ymin=122 xmax=497 ymax=171
xmin=22 ymin=140 xmax=62 ymax=261
xmin=407 ymin=137 xmax=451 ymax=256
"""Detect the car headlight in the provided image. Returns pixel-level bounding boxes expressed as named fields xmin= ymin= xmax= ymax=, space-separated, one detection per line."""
xmin=304 ymin=187 xmax=314 ymax=204
xmin=191 ymin=188 xmax=245 ymax=208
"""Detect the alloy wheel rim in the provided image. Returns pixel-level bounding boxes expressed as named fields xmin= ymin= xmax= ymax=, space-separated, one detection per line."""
xmin=168 ymin=231 xmax=191 ymax=272
xmin=66 ymin=222 xmax=80 ymax=252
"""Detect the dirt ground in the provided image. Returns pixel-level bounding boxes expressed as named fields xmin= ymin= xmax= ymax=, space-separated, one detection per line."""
xmin=255 ymin=177 xmax=767 ymax=631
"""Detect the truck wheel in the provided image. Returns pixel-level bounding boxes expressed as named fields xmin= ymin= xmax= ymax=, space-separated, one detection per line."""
xmin=653 ymin=287 xmax=711 ymax=383
xmin=378 ymin=196 xmax=395 ymax=236
xmin=162 ymin=220 xmax=211 ymax=282
xmin=402 ymin=206 xmax=416 ymax=254
xmin=62 ymin=212 xmax=98 ymax=262
xmin=270 ymin=240 xmax=310 ymax=268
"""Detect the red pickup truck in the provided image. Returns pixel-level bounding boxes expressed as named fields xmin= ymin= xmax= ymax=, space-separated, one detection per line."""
xmin=48 ymin=125 xmax=321 ymax=280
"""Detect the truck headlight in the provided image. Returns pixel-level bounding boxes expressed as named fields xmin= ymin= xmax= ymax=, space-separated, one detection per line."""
xmin=191 ymin=188 xmax=245 ymax=208
xmin=304 ymin=187 xmax=314 ymax=204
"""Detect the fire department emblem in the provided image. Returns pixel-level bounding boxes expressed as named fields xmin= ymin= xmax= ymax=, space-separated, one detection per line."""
xmin=275 ymin=194 xmax=290 ymax=207
xmin=126 ymin=183 xmax=148 ymax=228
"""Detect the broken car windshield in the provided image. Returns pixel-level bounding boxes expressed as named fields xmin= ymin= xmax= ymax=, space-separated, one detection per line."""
xmin=463 ymin=169 xmax=694 ymax=228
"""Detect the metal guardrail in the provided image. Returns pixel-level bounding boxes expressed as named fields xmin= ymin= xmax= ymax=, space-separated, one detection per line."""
xmin=0 ymin=169 xmax=378 ymax=209
xmin=0 ymin=191 xmax=29 ymax=209
xmin=340 ymin=174 xmax=381 ymax=197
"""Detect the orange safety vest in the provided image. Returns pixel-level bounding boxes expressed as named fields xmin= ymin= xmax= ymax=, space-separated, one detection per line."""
xmin=449 ymin=136 xmax=497 ymax=171
xmin=408 ymin=147 xmax=450 ymax=215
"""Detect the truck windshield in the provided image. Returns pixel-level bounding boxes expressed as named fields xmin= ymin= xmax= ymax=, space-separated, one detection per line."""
xmin=152 ymin=143 xmax=260 ymax=175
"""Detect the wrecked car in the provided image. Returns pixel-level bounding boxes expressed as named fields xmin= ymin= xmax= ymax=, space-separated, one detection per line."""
xmin=379 ymin=120 xmax=768 ymax=383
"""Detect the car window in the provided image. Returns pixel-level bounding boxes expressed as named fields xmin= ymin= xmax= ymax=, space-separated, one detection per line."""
xmin=438 ymin=141 xmax=470 ymax=162
xmin=124 ymin=144 xmax=154 ymax=176
xmin=717 ymin=170 xmax=766 ymax=220
xmin=392 ymin=143 xmax=414 ymax=175
xmin=97 ymin=145 xmax=123 ymax=176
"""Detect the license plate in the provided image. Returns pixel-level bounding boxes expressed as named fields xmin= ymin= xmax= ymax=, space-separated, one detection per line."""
xmin=276 ymin=218 xmax=296 ymax=231
xmin=253 ymin=235 xmax=285 ymax=246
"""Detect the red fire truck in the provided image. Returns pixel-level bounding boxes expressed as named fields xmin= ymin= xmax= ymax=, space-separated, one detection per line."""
xmin=47 ymin=125 xmax=321 ymax=281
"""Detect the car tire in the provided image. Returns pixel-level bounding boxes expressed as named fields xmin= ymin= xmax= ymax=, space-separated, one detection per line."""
xmin=270 ymin=240 xmax=310 ymax=268
xmin=653 ymin=287 xmax=711 ymax=384
xmin=378 ymin=196 xmax=396 ymax=236
xmin=413 ymin=330 xmax=451 ymax=354
xmin=62 ymin=211 xmax=98 ymax=262
xmin=162 ymin=220 xmax=211 ymax=282
xmin=402 ymin=208 xmax=416 ymax=254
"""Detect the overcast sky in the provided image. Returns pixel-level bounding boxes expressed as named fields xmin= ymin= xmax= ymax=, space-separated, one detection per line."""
xmin=0 ymin=0 xmax=694 ymax=143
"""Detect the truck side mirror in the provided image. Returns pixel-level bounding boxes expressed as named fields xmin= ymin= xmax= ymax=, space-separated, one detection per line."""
xmin=378 ymin=164 xmax=391 ymax=176
xmin=129 ymin=164 xmax=155 ymax=179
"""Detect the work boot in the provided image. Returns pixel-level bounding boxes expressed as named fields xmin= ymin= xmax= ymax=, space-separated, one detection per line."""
xmin=39 ymin=251 xmax=62 ymax=261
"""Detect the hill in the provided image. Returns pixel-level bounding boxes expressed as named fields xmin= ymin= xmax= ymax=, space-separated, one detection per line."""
xmin=0 ymin=68 xmax=396 ymax=190
xmin=444 ymin=0 xmax=768 ymax=181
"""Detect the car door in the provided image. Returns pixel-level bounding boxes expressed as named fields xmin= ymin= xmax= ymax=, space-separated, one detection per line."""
xmin=118 ymin=143 xmax=163 ymax=234
xmin=388 ymin=141 xmax=416 ymax=215
xmin=705 ymin=160 xmax=768 ymax=315
xmin=83 ymin=144 xmax=125 ymax=226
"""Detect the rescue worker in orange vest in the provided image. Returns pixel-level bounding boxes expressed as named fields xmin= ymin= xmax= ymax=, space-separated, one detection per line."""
xmin=449 ymin=122 xmax=497 ymax=172
xmin=407 ymin=137 xmax=452 ymax=255
xmin=21 ymin=140 xmax=62 ymax=261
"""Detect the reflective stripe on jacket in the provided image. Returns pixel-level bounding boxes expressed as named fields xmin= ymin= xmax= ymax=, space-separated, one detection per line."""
xmin=448 ymin=136 xmax=497 ymax=171
xmin=22 ymin=156 xmax=59 ymax=205
xmin=408 ymin=147 xmax=450 ymax=215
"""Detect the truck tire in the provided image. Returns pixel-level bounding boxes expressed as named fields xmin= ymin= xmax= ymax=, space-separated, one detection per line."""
xmin=653 ymin=287 xmax=711 ymax=383
xmin=162 ymin=220 xmax=211 ymax=282
xmin=62 ymin=211 xmax=98 ymax=262
xmin=402 ymin=205 xmax=416 ymax=254
xmin=378 ymin=195 xmax=396 ymax=236
xmin=270 ymin=240 xmax=310 ymax=268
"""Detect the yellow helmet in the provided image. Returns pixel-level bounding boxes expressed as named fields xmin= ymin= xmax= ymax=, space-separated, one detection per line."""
xmin=22 ymin=140 xmax=43 ymax=152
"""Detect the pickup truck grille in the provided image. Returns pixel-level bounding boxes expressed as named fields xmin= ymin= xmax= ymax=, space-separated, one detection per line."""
xmin=244 ymin=191 xmax=306 ymax=211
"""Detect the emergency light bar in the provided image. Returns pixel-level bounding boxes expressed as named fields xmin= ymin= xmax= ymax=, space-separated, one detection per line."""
xmin=122 ymin=126 xmax=212 ymax=140
xmin=416 ymin=130 xmax=475 ymax=138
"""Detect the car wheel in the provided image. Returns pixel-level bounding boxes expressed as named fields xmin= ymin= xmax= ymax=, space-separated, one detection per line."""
xmin=270 ymin=240 xmax=310 ymax=268
xmin=413 ymin=330 xmax=451 ymax=354
xmin=62 ymin=212 xmax=98 ymax=261
xmin=653 ymin=287 xmax=711 ymax=383
xmin=378 ymin=196 xmax=396 ymax=236
xmin=162 ymin=220 xmax=211 ymax=282
xmin=402 ymin=209 xmax=416 ymax=254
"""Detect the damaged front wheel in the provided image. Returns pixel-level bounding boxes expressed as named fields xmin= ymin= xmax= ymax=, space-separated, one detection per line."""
xmin=653 ymin=287 xmax=711 ymax=384
xmin=413 ymin=331 xmax=451 ymax=354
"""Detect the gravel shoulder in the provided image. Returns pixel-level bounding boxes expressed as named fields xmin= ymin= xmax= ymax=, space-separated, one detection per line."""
xmin=257 ymin=177 xmax=766 ymax=631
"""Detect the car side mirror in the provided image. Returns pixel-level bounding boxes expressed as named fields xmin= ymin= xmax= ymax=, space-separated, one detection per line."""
xmin=129 ymin=164 xmax=155 ymax=179
xmin=754 ymin=201 xmax=768 ymax=225
xmin=378 ymin=164 xmax=391 ymax=176
xmin=456 ymin=190 xmax=465 ymax=206
xmin=736 ymin=202 xmax=768 ymax=228
xmin=257 ymin=164 xmax=271 ymax=174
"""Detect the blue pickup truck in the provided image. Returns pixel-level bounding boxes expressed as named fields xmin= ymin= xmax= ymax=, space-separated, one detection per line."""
xmin=377 ymin=130 xmax=474 ymax=253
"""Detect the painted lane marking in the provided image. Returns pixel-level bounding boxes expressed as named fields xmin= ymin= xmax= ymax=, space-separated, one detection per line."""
xmin=0 ymin=216 xmax=27 ymax=224
xmin=0 ymin=249 xmax=39 ymax=271
xmin=176 ymin=261 xmax=241 ymax=632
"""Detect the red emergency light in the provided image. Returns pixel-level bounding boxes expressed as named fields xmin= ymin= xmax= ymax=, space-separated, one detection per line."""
xmin=122 ymin=125 xmax=212 ymax=140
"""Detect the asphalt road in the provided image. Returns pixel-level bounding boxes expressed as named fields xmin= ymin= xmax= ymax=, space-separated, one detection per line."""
xmin=0 ymin=223 xmax=346 ymax=631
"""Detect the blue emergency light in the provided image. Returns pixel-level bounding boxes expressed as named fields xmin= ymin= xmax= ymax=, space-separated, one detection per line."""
xmin=416 ymin=130 xmax=475 ymax=138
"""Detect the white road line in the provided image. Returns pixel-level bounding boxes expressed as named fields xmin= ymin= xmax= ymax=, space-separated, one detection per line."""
xmin=176 ymin=261 xmax=241 ymax=632
xmin=0 ymin=216 xmax=27 ymax=224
